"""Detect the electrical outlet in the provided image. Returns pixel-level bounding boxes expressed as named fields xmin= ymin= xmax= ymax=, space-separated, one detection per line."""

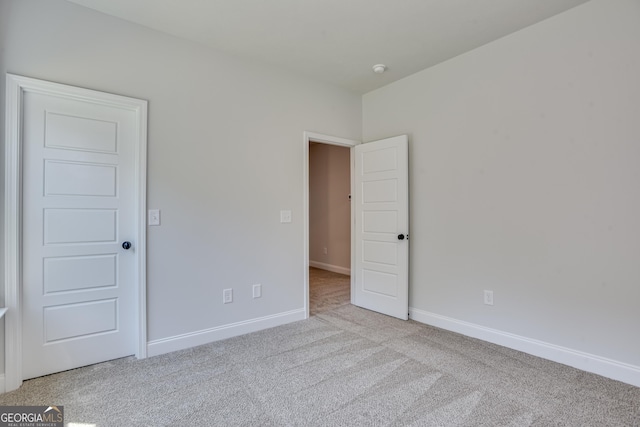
xmin=484 ymin=290 xmax=494 ymax=306
xmin=223 ymin=288 xmax=233 ymax=304
xmin=253 ymin=284 xmax=262 ymax=298
xmin=323 ymin=247 xmax=328 ymax=255
xmin=280 ymin=210 xmax=292 ymax=223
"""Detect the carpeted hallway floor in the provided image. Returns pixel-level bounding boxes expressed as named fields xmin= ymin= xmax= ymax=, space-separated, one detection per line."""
xmin=1 ymin=304 xmax=638 ymax=426
xmin=309 ymin=267 xmax=351 ymax=316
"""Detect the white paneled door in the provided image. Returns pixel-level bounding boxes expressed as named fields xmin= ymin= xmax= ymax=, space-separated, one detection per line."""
xmin=20 ymin=86 xmax=141 ymax=379
xmin=354 ymin=135 xmax=409 ymax=320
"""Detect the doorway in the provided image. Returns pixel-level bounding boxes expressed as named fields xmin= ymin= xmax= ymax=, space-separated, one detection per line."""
xmin=303 ymin=132 xmax=409 ymax=320
xmin=303 ymin=132 xmax=359 ymax=318
xmin=308 ymin=142 xmax=351 ymax=315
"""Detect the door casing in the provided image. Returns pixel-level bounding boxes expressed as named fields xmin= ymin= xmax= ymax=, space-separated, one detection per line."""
xmin=3 ymin=74 xmax=148 ymax=392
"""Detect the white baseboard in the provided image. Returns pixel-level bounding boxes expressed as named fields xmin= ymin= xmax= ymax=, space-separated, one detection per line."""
xmin=409 ymin=307 xmax=640 ymax=388
xmin=309 ymin=261 xmax=350 ymax=276
xmin=147 ymin=308 xmax=306 ymax=357
xmin=0 ymin=374 xmax=5 ymax=394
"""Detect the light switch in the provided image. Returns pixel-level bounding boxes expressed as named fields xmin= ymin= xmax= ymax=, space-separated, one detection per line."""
xmin=280 ymin=210 xmax=292 ymax=223
xmin=148 ymin=209 xmax=160 ymax=226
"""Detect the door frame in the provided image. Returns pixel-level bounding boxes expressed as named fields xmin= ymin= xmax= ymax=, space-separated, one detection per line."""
xmin=303 ymin=131 xmax=359 ymax=318
xmin=3 ymin=74 xmax=148 ymax=392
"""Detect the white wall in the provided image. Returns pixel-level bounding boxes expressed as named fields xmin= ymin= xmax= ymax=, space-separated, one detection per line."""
xmin=363 ymin=0 xmax=640 ymax=382
xmin=0 ymin=0 xmax=361 ymax=363
xmin=309 ymin=143 xmax=351 ymax=273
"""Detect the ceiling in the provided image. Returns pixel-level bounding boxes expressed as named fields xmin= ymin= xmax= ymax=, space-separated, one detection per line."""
xmin=66 ymin=0 xmax=590 ymax=94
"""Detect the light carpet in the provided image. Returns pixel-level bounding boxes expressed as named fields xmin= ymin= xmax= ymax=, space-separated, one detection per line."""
xmin=1 ymin=305 xmax=639 ymax=426
xmin=309 ymin=267 xmax=351 ymax=316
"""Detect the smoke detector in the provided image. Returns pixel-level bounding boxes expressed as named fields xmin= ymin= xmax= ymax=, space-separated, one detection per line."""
xmin=372 ymin=64 xmax=387 ymax=74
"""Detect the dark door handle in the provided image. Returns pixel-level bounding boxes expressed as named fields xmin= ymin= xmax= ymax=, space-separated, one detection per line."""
xmin=398 ymin=234 xmax=405 ymax=240
xmin=122 ymin=241 xmax=132 ymax=250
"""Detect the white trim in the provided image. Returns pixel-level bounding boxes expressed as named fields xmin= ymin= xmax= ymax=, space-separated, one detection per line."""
xmin=309 ymin=261 xmax=351 ymax=276
xmin=147 ymin=309 xmax=306 ymax=357
xmin=135 ymin=93 xmax=149 ymax=359
xmin=5 ymin=74 xmax=25 ymax=392
xmin=409 ymin=307 xmax=640 ymax=388
xmin=303 ymin=131 xmax=359 ymax=320
xmin=305 ymin=131 xmax=360 ymax=147
xmin=3 ymin=74 xmax=148 ymax=392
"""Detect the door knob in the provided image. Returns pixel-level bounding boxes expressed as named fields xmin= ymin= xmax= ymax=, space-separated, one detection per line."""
xmin=397 ymin=234 xmax=405 ymax=240
xmin=122 ymin=241 xmax=132 ymax=250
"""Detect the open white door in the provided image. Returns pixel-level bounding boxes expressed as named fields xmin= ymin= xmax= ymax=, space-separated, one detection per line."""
xmin=354 ymin=135 xmax=409 ymax=320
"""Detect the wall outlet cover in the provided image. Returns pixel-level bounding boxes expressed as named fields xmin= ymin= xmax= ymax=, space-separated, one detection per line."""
xmin=253 ymin=284 xmax=262 ymax=298
xmin=148 ymin=209 xmax=160 ymax=226
xmin=484 ymin=290 xmax=494 ymax=306
xmin=223 ymin=288 xmax=233 ymax=304
xmin=280 ymin=210 xmax=292 ymax=223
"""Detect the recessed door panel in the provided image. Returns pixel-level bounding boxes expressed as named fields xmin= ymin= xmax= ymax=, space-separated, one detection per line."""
xmin=45 ymin=111 xmax=118 ymax=153
xmin=44 ymin=209 xmax=117 ymax=244
xmin=44 ymin=255 xmax=117 ymax=294
xmin=363 ymin=211 xmax=397 ymax=234
xmin=362 ymin=269 xmax=398 ymax=297
xmin=362 ymin=147 xmax=397 ymax=175
xmin=44 ymin=299 xmax=117 ymax=343
xmin=45 ymin=160 xmax=117 ymax=197
xmin=362 ymin=179 xmax=398 ymax=203
xmin=363 ymin=240 xmax=397 ymax=266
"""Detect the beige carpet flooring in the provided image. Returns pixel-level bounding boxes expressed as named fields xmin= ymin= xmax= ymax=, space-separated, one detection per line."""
xmin=309 ymin=267 xmax=351 ymax=316
xmin=1 ymin=304 xmax=639 ymax=426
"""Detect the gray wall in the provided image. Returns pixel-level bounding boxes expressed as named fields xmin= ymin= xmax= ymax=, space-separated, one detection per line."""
xmin=3 ymin=0 xmax=639 ymax=385
xmin=0 ymin=0 xmax=361 ymax=364
xmin=363 ymin=0 xmax=640 ymax=367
